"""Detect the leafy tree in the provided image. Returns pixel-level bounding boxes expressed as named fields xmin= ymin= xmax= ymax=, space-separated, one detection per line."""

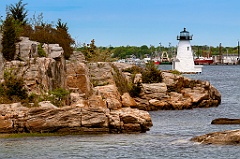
xmin=1 ymin=15 xmax=18 ymax=61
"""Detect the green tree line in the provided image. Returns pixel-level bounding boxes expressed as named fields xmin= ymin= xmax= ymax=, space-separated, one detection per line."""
xmin=79 ymin=43 xmax=239 ymax=61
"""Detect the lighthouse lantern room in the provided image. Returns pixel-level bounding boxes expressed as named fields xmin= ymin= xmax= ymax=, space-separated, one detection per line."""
xmin=172 ymin=28 xmax=202 ymax=73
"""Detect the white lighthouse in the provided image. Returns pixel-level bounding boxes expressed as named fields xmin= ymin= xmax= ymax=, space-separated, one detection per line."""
xmin=172 ymin=28 xmax=202 ymax=73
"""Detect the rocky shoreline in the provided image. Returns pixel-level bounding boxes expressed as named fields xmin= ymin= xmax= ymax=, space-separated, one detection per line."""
xmin=0 ymin=37 xmax=222 ymax=135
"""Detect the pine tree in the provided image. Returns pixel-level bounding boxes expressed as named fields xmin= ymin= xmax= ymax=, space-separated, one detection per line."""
xmin=1 ymin=16 xmax=17 ymax=61
xmin=8 ymin=0 xmax=28 ymax=25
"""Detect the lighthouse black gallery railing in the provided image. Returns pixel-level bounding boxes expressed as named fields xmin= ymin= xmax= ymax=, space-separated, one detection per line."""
xmin=177 ymin=35 xmax=192 ymax=40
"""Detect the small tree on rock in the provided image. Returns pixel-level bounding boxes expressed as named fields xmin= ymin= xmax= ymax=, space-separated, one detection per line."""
xmin=1 ymin=15 xmax=17 ymax=61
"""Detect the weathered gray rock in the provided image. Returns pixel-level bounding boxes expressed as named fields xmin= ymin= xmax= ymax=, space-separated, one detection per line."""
xmin=16 ymin=37 xmax=39 ymax=60
xmin=161 ymin=72 xmax=179 ymax=87
xmin=139 ymin=83 xmax=168 ymax=103
xmin=43 ymin=44 xmax=63 ymax=58
xmin=191 ymin=129 xmax=240 ymax=145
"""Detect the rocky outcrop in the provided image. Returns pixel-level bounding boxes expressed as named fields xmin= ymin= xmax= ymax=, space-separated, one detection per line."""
xmin=1 ymin=37 xmax=66 ymax=94
xmin=131 ymin=71 xmax=221 ymax=111
xmin=0 ymin=37 xmax=222 ymax=134
xmin=0 ymin=101 xmax=152 ymax=134
xmin=191 ymin=129 xmax=240 ymax=145
xmin=211 ymin=118 xmax=240 ymax=124
xmin=2 ymin=57 xmax=65 ymax=94
xmin=89 ymin=62 xmax=221 ymax=111
xmin=0 ymin=41 xmax=153 ymax=134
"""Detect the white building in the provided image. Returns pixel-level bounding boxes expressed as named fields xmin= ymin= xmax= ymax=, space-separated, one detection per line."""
xmin=172 ymin=28 xmax=202 ymax=73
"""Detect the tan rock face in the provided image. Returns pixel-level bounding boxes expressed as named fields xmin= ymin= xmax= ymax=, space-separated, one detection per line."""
xmin=66 ymin=60 xmax=91 ymax=96
xmin=0 ymin=101 xmax=152 ymax=134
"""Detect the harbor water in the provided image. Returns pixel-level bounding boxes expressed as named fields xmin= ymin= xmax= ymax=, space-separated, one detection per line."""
xmin=1 ymin=65 xmax=240 ymax=159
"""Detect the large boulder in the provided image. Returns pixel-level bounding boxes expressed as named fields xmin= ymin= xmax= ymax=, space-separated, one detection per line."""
xmin=107 ymin=107 xmax=152 ymax=133
xmin=141 ymin=83 xmax=168 ymax=100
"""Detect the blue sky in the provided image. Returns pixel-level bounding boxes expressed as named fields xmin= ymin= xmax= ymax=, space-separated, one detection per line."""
xmin=1 ymin=0 xmax=240 ymax=47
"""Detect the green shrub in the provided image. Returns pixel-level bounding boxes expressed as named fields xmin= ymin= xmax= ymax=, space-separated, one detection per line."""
xmin=1 ymin=69 xmax=28 ymax=101
xmin=111 ymin=64 xmax=130 ymax=95
xmin=129 ymin=82 xmax=141 ymax=97
xmin=38 ymin=44 xmax=46 ymax=57
xmin=142 ymin=61 xmax=162 ymax=83
xmin=47 ymin=88 xmax=70 ymax=107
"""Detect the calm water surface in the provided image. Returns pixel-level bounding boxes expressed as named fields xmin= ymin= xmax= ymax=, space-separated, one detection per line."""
xmin=1 ymin=65 xmax=240 ymax=159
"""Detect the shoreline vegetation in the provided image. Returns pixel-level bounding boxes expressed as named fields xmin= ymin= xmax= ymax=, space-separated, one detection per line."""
xmin=0 ymin=133 xmax=61 ymax=139
xmin=0 ymin=132 xmax=111 ymax=139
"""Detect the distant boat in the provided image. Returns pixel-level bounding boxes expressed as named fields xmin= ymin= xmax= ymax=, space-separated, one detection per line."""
xmin=194 ymin=46 xmax=213 ymax=65
xmin=194 ymin=56 xmax=213 ymax=65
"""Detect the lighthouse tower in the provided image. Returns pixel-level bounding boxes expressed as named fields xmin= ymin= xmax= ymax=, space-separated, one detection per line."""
xmin=172 ymin=28 xmax=202 ymax=73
